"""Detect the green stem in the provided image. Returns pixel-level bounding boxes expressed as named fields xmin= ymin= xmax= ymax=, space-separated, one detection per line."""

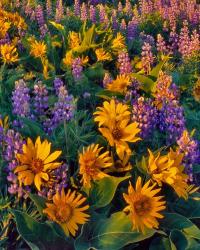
xmin=0 ymin=63 xmax=6 ymax=105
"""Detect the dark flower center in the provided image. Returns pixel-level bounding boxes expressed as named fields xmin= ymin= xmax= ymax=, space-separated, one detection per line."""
xmin=112 ymin=127 xmax=123 ymax=140
xmin=134 ymin=195 xmax=152 ymax=216
xmin=31 ymin=158 xmax=44 ymax=173
xmin=55 ymin=204 xmax=73 ymax=223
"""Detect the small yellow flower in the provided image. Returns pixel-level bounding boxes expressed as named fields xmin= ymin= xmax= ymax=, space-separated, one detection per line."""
xmin=95 ymin=48 xmax=112 ymax=61
xmin=43 ymin=188 xmax=89 ymax=236
xmin=112 ymin=33 xmax=126 ymax=52
xmin=30 ymin=40 xmax=47 ymax=59
xmin=63 ymin=51 xmax=73 ymax=67
xmin=0 ymin=115 xmax=9 ymax=129
xmin=79 ymin=144 xmax=112 ymax=188
xmin=0 ymin=44 xmax=18 ymax=64
xmin=68 ymin=31 xmax=80 ymax=49
xmin=123 ymin=177 xmax=166 ymax=234
xmin=14 ymin=137 xmax=62 ymax=191
xmin=107 ymin=74 xmax=132 ymax=94
xmin=193 ymin=78 xmax=200 ymax=102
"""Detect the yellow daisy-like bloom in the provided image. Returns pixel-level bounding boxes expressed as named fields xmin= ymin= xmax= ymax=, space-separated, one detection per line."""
xmin=43 ymin=188 xmax=89 ymax=236
xmin=123 ymin=177 xmax=166 ymax=234
xmin=111 ymin=33 xmax=126 ymax=52
xmin=95 ymin=48 xmax=112 ymax=61
xmin=68 ymin=31 xmax=80 ymax=49
xmin=0 ymin=44 xmax=18 ymax=64
xmin=107 ymin=74 xmax=132 ymax=94
xmin=193 ymin=78 xmax=200 ymax=102
xmin=94 ymin=99 xmax=131 ymax=127
xmin=147 ymin=148 xmax=189 ymax=199
xmin=106 ymin=152 xmax=132 ymax=173
xmin=30 ymin=40 xmax=47 ymax=59
xmin=79 ymin=144 xmax=112 ymax=188
xmin=14 ymin=137 xmax=62 ymax=191
xmin=0 ymin=20 xmax=10 ymax=39
xmin=63 ymin=51 xmax=73 ymax=67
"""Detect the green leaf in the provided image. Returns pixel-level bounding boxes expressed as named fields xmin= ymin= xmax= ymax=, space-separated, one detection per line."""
xmin=150 ymin=56 xmax=169 ymax=78
xmin=150 ymin=236 xmax=176 ymax=250
xmin=131 ymin=73 xmax=155 ymax=93
xmin=11 ymin=210 xmax=73 ymax=250
xmin=28 ymin=193 xmax=47 ymax=216
xmin=170 ymin=230 xmax=188 ymax=250
xmin=84 ymin=63 xmax=105 ymax=80
xmin=173 ymin=198 xmax=200 ymax=219
xmin=161 ymin=213 xmax=200 ymax=240
xmin=89 ymin=176 xmax=130 ymax=209
xmin=75 ymin=212 xmax=156 ymax=250
xmin=96 ymin=89 xmax=124 ymax=100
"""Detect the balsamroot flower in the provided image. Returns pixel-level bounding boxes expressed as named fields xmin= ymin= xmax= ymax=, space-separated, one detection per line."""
xmin=79 ymin=144 xmax=112 ymax=188
xmin=14 ymin=136 xmax=62 ymax=191
xmin=123 ymin=177 xmax=166 ymax=234
xmin=106 ymin=74 xmax=132 ymax=94
xmin=30 ymin=40 xmax=47 ymax=59
xmin=111 ymin=33 xmax=126 ymax=52
xmin=0 ymin=44 xmax=18 ymax=64
xmin=146 ymin=149 xmax=189 ymax=199
xmin=94 ymin=100 xmax=141 ymax=159
xmin=43 ymin=188 xmax=89 ymax=236
xmin=95 ymin=48 xmax=112 ymax=61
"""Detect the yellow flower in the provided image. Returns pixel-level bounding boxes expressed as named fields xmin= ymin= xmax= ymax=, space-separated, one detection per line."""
xmin=14 ymin=137 xmax=62 ymax=191
xmin=107 ymin=74 xmax=131 ymax=94
xmin=193 ymin=78 xmax=200 ymax=102
xmin=106 ymin=152 xmax=132 ymax=173
xmin=0 ymin=115 xmax=8 ymax=129
xmin=30 ymin=40 xmax=47 ymax=59
xmin=123 ymin=177 xmax=166 ymax=234
xmin=79 ymin=144 xmax=112 ymax=188
xmin=95 ymin=48 xmax=112 ymax=61
xmin=94 ymin=99 xmax=131 ymax=127
xmin=111 ymin=33 xmax=126 ymax=52
xmin=68 ymin=31 xmax=80 ymax=49
xmin=43 ymin=188 xmax=89 ymax=236
xmin=147 ymin=149 xmax=189 ymax=199
xmin=0 ymin=44 xmax=18 ymax=64
xmin=94 ymin=100 xmax=141 ymax=159
xmin=0 ymin=20 xmax=10 ymax=39
xmin=63 ymin=51 xmax=73 ymax=67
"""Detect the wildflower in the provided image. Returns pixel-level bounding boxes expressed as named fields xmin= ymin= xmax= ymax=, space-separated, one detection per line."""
xmin=146 ymin=149 xmax=189 ymax=199
xmin=63 ymin=51 xmax=73 ymax=67
xmin=117 ymin=52 xmax=132 ymax=75
xmin=111 ymin=33 xmax=126 ymax=52
xmin=79 ymin=144 xmax=112 ymax=188
xmin=68 ymin=31 xmax=80 ymax=49
xmin=49 ymin=21 xmax=64 ymax=31
xmin=30 ymin=40 xmax=47 ymax=59
xmin=14 ymin=136 xmax=62 ymax=191
xmin=95 ymin=48 xmax=112 ymax=61
xmin=43 ymin=188 xmax=89 ymax=236
xmin=141 ymin=42 xmax=154 ymax=74
xmin=107 ymin=74 xmax=131 ymax=94
xmin=72 ymin=57 xmax=83 ymax=81
xmin=94 ymin=100 xmax=141 ymax=159
xmin=193 ymin=78 xmax=200 ymax=102
xmin=0 ymin=44 xmax=18 ymax=64
xmin=123 ymin=177 xmax=166 ymax=234
xmin=94 ymin=99 xmax=131 ymax=127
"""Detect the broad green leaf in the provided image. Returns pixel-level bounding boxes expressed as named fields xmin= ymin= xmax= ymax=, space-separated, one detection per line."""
xmin=11 ymin=210 xmax=73 ymax=250
xmin=170 ymin=230 xmax=188 ymax=250
xmin=96 ymin=89 xmax=124 ymax=100
xmin=150 ymin=56 xmax=169 ymax=78
xmin=131 ymin=73 xmax=155 ymax=92
xmin=173 ymin=198 xmax=200 ymax=219
xmin=89 ymin=176 xmax=130 ymax=209
xmin=84 ymin=63 xmax=105 ymax=80
xmin=75 ymin=212 xmax=156 ymax=250
xmin=28 ymin=193 xmax=47 ymax=216
xmin=149 ymin=236 xmax=176 ymax=250
xmin=161 ymin=213 xmax=200 ymax=240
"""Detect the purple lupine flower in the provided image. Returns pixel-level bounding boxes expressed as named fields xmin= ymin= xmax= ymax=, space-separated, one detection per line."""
xmin=103 ymin=72 xmax=113 ymax=88
xmin=177 ymin=130 xmax=200 ymax=183
xmin=44 ymin=86 xmax=74 ymax=134
xmin=127 ymin=18 xmax=138 ymax=41
xmin=159 ymin=100 xmax=186 ymax=143
xmin=168 ymin=27 xmax=179 ymax=53
xmin=178 ymin=20 xmax=190 ymax=59
xmin=33 ymin=82 xmax=49 ymax=116
xmin=141 ymin=42 xmax=154 ymax=74
xmin=80 ymin=2 xmax=88 ymax=21
xmin=120 ymin=19 xmax=127 ymax=35
xmin=46 ymin=0 xmax=52 ymax=17
xmin=156 ymin=34 xmax=168 ymax=54
xmin=125 ymin=0 xmax=132 ymax=17
xmin=35 ymin=5 xmax=48 ymax=37
xmin=189 ymin=29 xmax=200 ymax=57
xmin=54 ymin=77 xmax=64 ymax=94
xmin=132 ymin=97 xmax=158 ymax=139
xmin=125 ymin=79 xmax=140 ymax=103
xmin=140 ymin=32 xmax=155 ymax=46
xmin=111 ymin=9 xmax=118 ymax=31
xmin=89 ymin=5 xmax=96 ymax=23
xmin=72 ymin=57 xmax=83 ymax=81
xmin=118 ymin=52 xmax=132 ymax=75
xmin=0 ymin=33 xmax=11 ymax=45
xmin=118 ymin=1 xmax=123 ymax=13
xmin=55 ymin=0 xmax=64 ymax=23
xmin=74 ymin=0 xmax=80 ymax=16
xmin=99 ymin=4 xmax=106 ymax=23
xmin=12 ymin=79 xmax=30 ymax=118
